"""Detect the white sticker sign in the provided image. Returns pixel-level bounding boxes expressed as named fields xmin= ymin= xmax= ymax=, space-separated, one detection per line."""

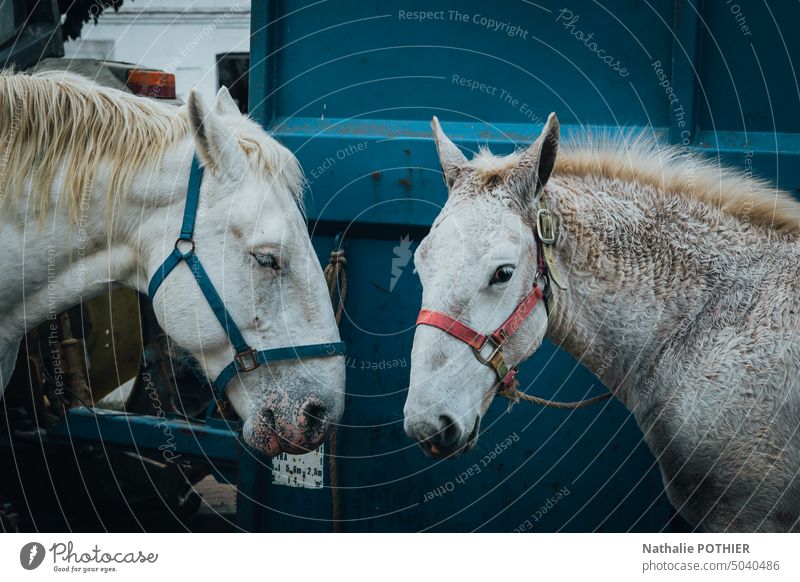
xmin=271 ymin=444 xmax=325 ymax=489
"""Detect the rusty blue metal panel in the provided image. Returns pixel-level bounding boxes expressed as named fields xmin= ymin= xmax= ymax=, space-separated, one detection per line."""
xmin=245 ymin=0 xmax=800 ymax=532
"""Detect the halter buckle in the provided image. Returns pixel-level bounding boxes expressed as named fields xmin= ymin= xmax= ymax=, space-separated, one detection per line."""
xmin=234 ymin=348 xmax=260 ymax=372
xmin=474 ymin=337 xmax=513 ymax=385
xmin=474 ymin=337 xmax=502 ymax=365
xmin=536 ymin=208 xmax=556 ymax=245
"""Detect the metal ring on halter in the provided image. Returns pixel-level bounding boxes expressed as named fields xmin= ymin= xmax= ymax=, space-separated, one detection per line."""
xmin=174 ymin=238 xmax=196 ymax=257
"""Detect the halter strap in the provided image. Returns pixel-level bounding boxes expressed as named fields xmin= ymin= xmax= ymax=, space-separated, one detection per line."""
xmin=416 ymin=310 xmax=487 ymax=351
xmin=491 ymin=284 xmax=545 ymax=343
xmin=417 ymin=284 xmax=544 ymax=391
xmin=148 ymin=155 xmax=345 ymax=414
xmin=180 ymin=155 xmax=203 ymax=240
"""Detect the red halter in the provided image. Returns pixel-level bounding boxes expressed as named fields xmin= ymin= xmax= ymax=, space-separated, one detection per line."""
xmin=416 ymin=283 xmax=544 ymax=390
xmin=416 ymin=215 xmax=553 ymax=392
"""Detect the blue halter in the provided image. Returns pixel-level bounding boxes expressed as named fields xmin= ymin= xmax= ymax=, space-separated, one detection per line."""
xmin=148 ymin=156 xmax=346 ymax=409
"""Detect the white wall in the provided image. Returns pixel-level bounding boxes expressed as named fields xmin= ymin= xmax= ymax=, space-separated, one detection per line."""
xmin=63 ymin=0 xmax=250 ymax=103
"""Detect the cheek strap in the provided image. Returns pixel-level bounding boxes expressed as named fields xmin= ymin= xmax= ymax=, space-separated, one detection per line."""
xmin=148 ymin=154 xmax=346 ymax=419
xmin=416 ymin=284 xmax=544 ymax=391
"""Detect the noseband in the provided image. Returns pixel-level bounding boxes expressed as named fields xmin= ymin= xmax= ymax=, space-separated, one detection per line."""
xmin=416 ymin=204 xmax=560 ymax=394
xmin=148 ymin=156 xmax=345 ymax=408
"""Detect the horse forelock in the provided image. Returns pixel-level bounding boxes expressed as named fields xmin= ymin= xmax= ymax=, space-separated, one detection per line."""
xmin=0 ymin=70 xmax=304 ymax=222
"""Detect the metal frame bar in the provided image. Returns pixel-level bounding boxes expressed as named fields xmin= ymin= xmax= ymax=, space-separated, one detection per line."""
xmin=668 ymin=0 xmax=702 ymax=146
xmin=48 ymin=408 xmax=240 ymax=471
xmin=248 ymin=0 xmax=279 ymax=127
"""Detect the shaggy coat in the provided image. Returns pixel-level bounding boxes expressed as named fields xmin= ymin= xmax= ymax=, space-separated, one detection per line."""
xmin=407 ymin=114 xmax=800 ymax=532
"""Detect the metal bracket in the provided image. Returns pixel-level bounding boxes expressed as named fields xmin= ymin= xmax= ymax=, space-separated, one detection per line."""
xmin=536 ymin=208 xmax=556 ymax=245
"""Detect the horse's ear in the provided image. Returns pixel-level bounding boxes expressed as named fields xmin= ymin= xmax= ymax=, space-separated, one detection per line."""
xmin=508 ymin=112 xmax=560 ymax=205
xmin=431 ymin=116 xmax=467 ymax=189
xmin=187 ymin=89 xmax=247 ymax=178
xmin=214 ymin=86 xmax=241 ymax=116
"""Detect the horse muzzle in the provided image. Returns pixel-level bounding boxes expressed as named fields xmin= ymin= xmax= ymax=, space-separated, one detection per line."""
xmin=404 ymin=414 xmax=480 ymax=459
xmin=243 ymin=395 xmax=337 ymax=456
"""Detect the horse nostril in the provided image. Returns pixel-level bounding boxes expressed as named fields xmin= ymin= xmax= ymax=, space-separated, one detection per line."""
xmin=300 ymin=399 xmax=328 ymax=441
xmin=262 ymin=409 xmax=276 ymax=428
xmin=243 ymin=408 xmax=277 ymax=452
xmin=431 ymin=414 xmax=461 ymax=448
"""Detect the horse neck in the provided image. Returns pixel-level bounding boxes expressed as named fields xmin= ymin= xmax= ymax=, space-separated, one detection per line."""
xmin=0 ymin=139 xmax=193 ymax=342
xmin=542 ymin=175 xmax=749 ymax=408
xmin=123 ymin=140 xmax=196 ymax=290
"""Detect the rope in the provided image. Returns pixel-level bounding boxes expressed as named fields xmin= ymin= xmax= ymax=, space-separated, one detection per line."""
xmin=324 ymin=250 xmax=347 ymax=325
xmin=327 ymin=430 xmax=341 ymax=532
xmin=323 ymin=244 xmax=347 ymax=533
xmin=497 ymin=379 xmax=612 ymax=409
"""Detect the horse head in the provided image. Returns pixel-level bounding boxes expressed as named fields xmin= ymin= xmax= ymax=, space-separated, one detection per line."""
xmin=404 ymin=114 xmax=560 ymax=458
xmin=147 ymin=88 xmax=345 ymax=456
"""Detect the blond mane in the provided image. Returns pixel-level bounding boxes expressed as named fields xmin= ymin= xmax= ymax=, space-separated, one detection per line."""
xmin=0 ymin=70 xmax=303 ymax=221
xmin=468 ymin=131 xmax=800 ymax=234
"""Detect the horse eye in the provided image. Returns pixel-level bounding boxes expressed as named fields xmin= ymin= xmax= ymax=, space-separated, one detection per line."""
xmin=252 ymin=253 xmax=280 ymax=270
xmin=490 ymin=265 xmax=514 ymax=285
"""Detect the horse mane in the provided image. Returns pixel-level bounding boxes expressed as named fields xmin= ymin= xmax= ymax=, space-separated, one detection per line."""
xmin=0 ymin=70 xmax=303 ymax=221
xmin=468 ymin=130 xmax=800 ymax=234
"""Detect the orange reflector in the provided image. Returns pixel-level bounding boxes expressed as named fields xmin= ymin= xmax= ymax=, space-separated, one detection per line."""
xmin=126 ymin=70 xmax=176 ymax=99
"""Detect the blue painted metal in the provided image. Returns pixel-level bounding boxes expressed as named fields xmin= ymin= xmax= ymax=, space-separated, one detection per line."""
xmin=668 ymin=0 xmax=701 ymax=146
xmin=243 ymin=0 xmax=799 ymax=532
xmin=48 ymin=408 xmax=241 ymax=477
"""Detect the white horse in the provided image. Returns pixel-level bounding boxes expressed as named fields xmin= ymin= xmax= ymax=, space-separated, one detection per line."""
xmin=0 ymin=70 xmax=345 ymax=456
xmin=405 ymin=114 xmax=800 ymax=532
